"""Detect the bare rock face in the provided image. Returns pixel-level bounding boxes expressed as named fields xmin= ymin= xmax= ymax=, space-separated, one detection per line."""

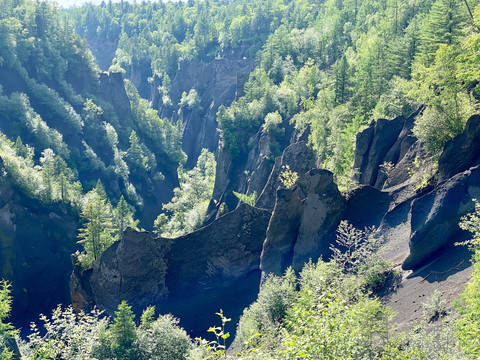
xmin=344 ymin=185 xmax=392 ymax=228
xmin=353 ymin=109 xmax=421 ymax=189
xmin=260 ymin=169 xmax=346 ymax=276
xmin=294 ymin=169 xmax=346 ymax=270
xmin=438 ymin=114 xmax=480 ymax=182
xmin=98 ymin=71 xmax=131 ymax=124
xmin=81 ymin=204 xmax=270 ymax=336
xmin=156 ymin=54 xmax=255 ymax=168
xmin=90 ymin=228 xmax=170 ymax=314
xmin=260 ymin=187 xmax=304 ymax=276
xmin=257 ymin=141 xmax=318 ymax=211
xmin=0 ymin=181 xmax=79 ymax=330
xmin=403 ymin=165 xmax=480 ymax=270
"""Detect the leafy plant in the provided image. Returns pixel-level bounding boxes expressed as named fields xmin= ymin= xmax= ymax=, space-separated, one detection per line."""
xmin=233 ymin=191 xmax=257 ymax=207
xmin=279 ymin=165 xmax=299 ymax=190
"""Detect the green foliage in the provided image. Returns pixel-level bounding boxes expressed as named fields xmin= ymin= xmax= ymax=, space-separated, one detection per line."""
xmin=179 ymin=89 xmax=202 ymax=111
xmin=0 ymin=281 xmax=15 ymax=360
xmin=456 ymin=200 xmax=480 ymax=358
xmin=191 ymin=310 xmax=231 ymax=360
xmin=23 ymin=306 xmax=108 ymax=360
xmin=77 ymin=181 xmax=118 ymax=269
xmin=20 ymin=301 xmax=192 ymax=360
xmin=278 ymin=165 xmax=298 ymax=190
xmin=235 ymin=269 xmax=297 ymax=351
xmin=262 ymin=112 xmax=283 ymax=136
xmin=154 ymin=149 xmax=216 ymax=238
xmin=410 ymin=45 xmax=475 ymax=153
xmin=137 ymin=311 xmax=192 ymax=360
xmin=107 ymin=301 xmax=139 ymax=360
xmin=114 ymin=195 xmax=139 ymax=239
xmin=233 ymin=191 xmax=257 ymax=207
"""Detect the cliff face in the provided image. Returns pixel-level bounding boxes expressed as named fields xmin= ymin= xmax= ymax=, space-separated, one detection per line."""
xmin=154 ymin=49 xmax=255 ymax=168
xmin=73 ymin=204 xmax=270 ymax=337
xmin=73 ymin=110 xmax=480 ymax=335
xmin=0 ymin=179 xmax=79 ymax=330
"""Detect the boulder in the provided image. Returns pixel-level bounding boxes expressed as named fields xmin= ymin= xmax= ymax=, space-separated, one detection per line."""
xmin=438 ymin=114 xmax=480 ymax=182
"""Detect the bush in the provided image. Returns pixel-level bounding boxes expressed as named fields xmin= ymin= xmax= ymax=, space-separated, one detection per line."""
xmin=235 ymin=269 xmax=297 ymax=351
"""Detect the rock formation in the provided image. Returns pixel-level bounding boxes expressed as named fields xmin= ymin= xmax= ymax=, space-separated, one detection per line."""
xmin=155 ymin=50 xmax=255 ymax=168
xmin=0 ymin=180 xmax=79 ymax=329
xmin=67 ymin=110 xmax=480 ymax=336
xmin=74 ymin=204 xmax=270 ymax=336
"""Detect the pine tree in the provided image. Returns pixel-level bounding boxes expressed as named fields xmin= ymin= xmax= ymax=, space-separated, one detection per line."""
xmin=109 ymin=301 xmax=138 ymax=360
xmin=125 ymin=130 xmax=145 ymax=170
xmin=418 ymin=0 xmax=467 ymax=65
xmin=77 ymin=181 xmax=117 ymax=268
xmin=334 ymin=54 xmax=349 ymax=104
xmin=0 ymin=280 xmax=15 ymax=360
xmin=114 ymin=196 xmax=138 ymax=239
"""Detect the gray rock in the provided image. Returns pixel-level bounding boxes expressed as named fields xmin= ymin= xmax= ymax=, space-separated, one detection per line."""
xmin=99 ymin=72 xmax=131 ymax=124
xmin=82 ymin=204 xmax=270 ymax=336
xmin=294 ymin=169 xmax=346 ymax=270
xmin=354 ymin=110 xmax=421 ymax=188
xmin=90 ymin=228 xmax=169 ymax=315
xmin=344 ymin=185 xmax=392 ymax=228
xmin=260 ymin=187 xmax=304 ymax=276
xmin=257 ymin=141 xmax=317 ymax=211
xmin=403 ymin=165 xmax=480 ymax=270
xmin=159 ymin=56 xmax=255 ymax=168
xmin=0 ymin=181 xmax=79 ymax=330
xmin=438 ymin=114 xmax=480 ymax=182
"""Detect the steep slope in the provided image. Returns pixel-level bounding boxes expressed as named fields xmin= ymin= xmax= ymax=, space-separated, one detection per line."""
xmin=75 ymin=110 xmax=480 ymax=338
xmin=0 ymin=0 xmax=185 ymax=330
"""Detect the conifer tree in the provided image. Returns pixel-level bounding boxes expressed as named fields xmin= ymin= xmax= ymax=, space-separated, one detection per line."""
xmin=125 ymin=130 xmax=146 ymax=170
xmin=113 ymin=195 xmax=138 ymax=239
xmin=418 ymin=0 xmax=466 ymax=65
xmin=77 ymin=181 xmax=117 ymax=268
xmin=109 ymin=301 xmax=139 ymax=360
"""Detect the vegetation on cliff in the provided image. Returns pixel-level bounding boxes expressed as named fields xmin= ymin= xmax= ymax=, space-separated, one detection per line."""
xmin=2 ymin=0 xmax=480 ymax=358
xmin=2 ymin=215 xmax=480 ymax=359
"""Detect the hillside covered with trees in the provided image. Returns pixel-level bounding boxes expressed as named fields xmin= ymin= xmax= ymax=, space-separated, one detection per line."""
xmin=1 ymin=0 xmax=480 ymax=358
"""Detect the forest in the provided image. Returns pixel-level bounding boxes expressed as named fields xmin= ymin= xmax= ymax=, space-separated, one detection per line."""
xmin=1 ymin=0 xmax=480 ymax=358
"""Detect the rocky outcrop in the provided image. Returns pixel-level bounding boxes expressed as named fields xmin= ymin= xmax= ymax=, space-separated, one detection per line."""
xmin=91 ymin=228 xmax=170 ymax=313
xmin=86 ymin=38 xmax=119 ymax=71
xmin=80 ymin=204 xmax=270 ymax=336
xmin=260 ymin=169 xmax=346 ymax=275
xmin=155 ymin=51 xmax=255 ymax=168
xmin=0 ymin=182 xmax=79 ymax=330
xmin=260 ymin=188 xmax=304 ymax=276
xmin=343 ymin=185 xmax=392 ymax=228
xmin=99 ymin=71 xmax=131 ymax=124
xmin=353 ymin=109 xmax=421 ymax=189
xmin=403 ymin=165 xmax=480 ymax=270
xmin=257 ymin=141 xmax=318 ymax=211
xmin=207 ymin=138 xmax=317 ymax=224
xmin=294 ymin=170 xmax=346 ymax=270
xmin=438 ymin=114 xmax=480 ymax=181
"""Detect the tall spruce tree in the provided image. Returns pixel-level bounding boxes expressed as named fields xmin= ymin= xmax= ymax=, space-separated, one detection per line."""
xmin=418 ymin=0 xmax=466 ymax=65
xmin=113 ymin=195 xmax=138 ymax=239
xmin=77 ymin=181 xmax=117 ymax=268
